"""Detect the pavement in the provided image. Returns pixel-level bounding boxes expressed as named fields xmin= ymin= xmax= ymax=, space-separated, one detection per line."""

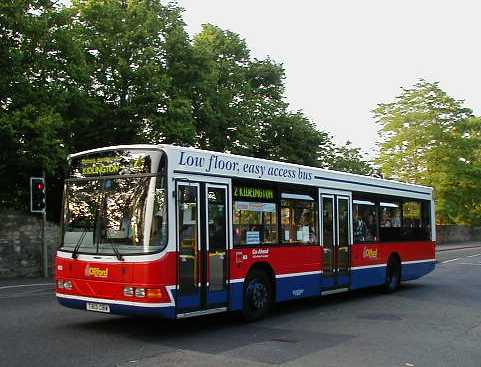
xmin=436 ymin=241 xmax=481 ymax=252
xmin=1 ymin=245 xmax=481 ymax=367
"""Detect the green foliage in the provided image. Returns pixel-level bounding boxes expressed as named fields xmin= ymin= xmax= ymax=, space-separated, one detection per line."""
xmin=0 ymin=0 xmax=69 ymax=214
xmin=375 ymin=80 xmax=481 ymax=224
xmin=330 ymin=141 xmax=373 ymax=175
xmin=64 ymin=0 xmax=197 ymax=145
xmin=190 ymin=24 xmax=342 ymax=169
xmin=0 ymin=1 xmax=373 ymax=218
xmin=191 ymin=24 xmax=286 ymax=153
xmin=0 ymin=105 xmax=66 ymax=209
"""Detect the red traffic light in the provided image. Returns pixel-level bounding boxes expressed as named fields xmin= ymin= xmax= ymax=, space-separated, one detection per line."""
xmin=30 ymin=177 xmax=46 ymax=213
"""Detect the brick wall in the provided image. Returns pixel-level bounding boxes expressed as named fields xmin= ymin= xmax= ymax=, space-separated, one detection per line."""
xmin=0 ymin=210 xmax=59 ymax=279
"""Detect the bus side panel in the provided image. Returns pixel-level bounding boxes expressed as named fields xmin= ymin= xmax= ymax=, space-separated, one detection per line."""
xmin=229 ymin=246 xmax=323 ymax=309
xmin=350 ymin=266 xmax=387 ymax=289
xmin=350 ymin=241 xmax=436 ymax=290
xmin=229 ymin=282 xmax=244 ymax=311
xmin=275 ymin=273 xmax=321 ymax=302
xmin=401 ymin=260 xmax=436 ymax=281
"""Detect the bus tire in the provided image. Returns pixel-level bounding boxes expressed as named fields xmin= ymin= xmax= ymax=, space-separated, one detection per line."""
xmin=384 ymin=255 xmax=401 ymax=293
xmin=242 ymin=269 xmax=273 ymax=322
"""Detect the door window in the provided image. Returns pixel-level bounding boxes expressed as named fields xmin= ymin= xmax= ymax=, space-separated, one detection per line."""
xmin=337 ymin=197 xmax=350 ymax=272
xmin=322 ymin=196 xmax=335 ymax=273
xmin=178 ymin=185 xmax=199 ymax=293
xmin=207 ymin=187 xmax=227 ymax=291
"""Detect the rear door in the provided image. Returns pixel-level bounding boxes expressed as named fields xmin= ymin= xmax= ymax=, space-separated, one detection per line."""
xmin=320 ymin=190 xmax=352 ymax=290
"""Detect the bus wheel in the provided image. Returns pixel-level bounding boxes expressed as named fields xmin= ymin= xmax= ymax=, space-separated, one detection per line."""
xmin=384 ymin=256 xmax=401 ymax=293
xmin=242 ymin=270 xmax=273 ymax=321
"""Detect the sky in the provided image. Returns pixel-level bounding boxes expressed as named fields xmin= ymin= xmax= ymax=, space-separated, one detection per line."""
xmin=177 ymin=0 xmax=481 ymax=156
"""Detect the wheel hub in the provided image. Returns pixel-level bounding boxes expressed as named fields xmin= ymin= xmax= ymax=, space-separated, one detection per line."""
xmin=248 ymin=281 xmax=267 ymax=310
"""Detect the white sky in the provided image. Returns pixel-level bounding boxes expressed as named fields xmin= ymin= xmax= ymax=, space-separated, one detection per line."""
xmin=177 ymin=0 xmax=481 ymax=155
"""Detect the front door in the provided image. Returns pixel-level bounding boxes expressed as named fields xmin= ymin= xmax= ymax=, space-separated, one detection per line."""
xmin=321 ymin=191 xmax=352 ymax=290
xmin=176 ymin=181 xmax=229 ymax=313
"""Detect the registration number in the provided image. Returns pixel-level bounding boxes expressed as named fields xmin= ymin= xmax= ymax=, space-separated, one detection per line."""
xmin=86 ymin=302 xmax=110 ymax=313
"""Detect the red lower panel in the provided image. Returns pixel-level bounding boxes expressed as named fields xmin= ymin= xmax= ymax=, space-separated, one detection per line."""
xmin=352 ymin=241 xmax=435 ymax=268
xmin=229 ymin=245 xmax=322 ymax=280
xmin=55 ymin=252 xmax=177 ymax=303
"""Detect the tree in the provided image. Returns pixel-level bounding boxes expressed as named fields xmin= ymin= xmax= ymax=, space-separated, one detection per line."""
xmin=0 ymin=0 xmax=70 ymax=214
xmin=0 ymin=2 xmax=377 ymax=219
xmin=330 ymin=141 xmax=373 ymax=175
xmin=433 ymin=117 xmax=481 ymax=224
xmin=64 ymin=0 xmax=197 ymax=146
xmin=192 ymin=24 xmax=266 ymax=152
xmin=191 ymin=24 xmax=335 ymax=167
xmin=253 ymin=112 xmax=334 ymax=167
xmin=374 ymin=79 xmax=480 ymax=224
xmin=0 ymin=106 xmax=66 ymax=210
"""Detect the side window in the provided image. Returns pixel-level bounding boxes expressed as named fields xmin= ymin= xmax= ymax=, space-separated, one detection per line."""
xmin=352 ymin=194 xmax=432 ymax=243
xmin=149 ymin=175 xmax=168 ymax=250
xmin=422 ymin=201 xmax=432 ymax=241
xmin=281 ymin=193 xmax=318 ymax=244
xmin=208 ymin=187 xmax=227 ymax=252
xmin=149 ymin=154 xmax=168 ymax=250
xmin=353 ymin=199 xmax=378 ymax=243
xmin=232 ymin=184 xmax=277 ymax=246
xmin=379 ymin=201 xmax=402 ymax=241
xmin=233 ymin=201 xmax=277 ymax=246
xmin=402 ymin=200 xmax=431 ymax=241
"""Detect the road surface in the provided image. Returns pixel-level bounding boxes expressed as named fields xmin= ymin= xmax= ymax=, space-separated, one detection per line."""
xmin=1 ymin=247 xmax=480 ymax=367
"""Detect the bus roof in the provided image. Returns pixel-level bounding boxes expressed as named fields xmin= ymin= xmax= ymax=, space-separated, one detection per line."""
xmin=68 ymin=144 xmax=433 ymax=200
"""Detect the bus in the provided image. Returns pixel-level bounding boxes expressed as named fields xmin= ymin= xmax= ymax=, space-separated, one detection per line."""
xmin=56 ymin=144 xmax=436 ymax=320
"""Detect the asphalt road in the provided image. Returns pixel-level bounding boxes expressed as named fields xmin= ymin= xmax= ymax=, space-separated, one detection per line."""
xmin=1 ymin=247 xmax=481 ymax=367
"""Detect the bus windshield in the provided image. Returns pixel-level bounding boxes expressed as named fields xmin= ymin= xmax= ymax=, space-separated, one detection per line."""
xmin=61 ymin=150 xmax=168 ymax=255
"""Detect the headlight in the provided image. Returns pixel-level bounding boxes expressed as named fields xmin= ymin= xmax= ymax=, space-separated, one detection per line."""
xmin=63 ymin=280 xmax=73 ymax=290
xmin=123 ymin=287 xmax=134 ymax=297
xmin=57 ymin=279 xmax=64 ymax=289
xmin=135 ymin=288 xmax=146 ymax=298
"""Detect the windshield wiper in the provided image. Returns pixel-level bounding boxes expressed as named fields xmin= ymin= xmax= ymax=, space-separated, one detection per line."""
xmin=72 ymin=229 xmax=88 ymax=259
xmin=110 ymin=242 xmax=124 ymax=261
xmin=100 ymin=240 xmax=124 ymax=261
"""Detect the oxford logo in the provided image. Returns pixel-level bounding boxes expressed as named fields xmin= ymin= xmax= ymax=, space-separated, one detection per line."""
xmin=362 ymin=247 xmax=379 ymax=259
xmin=85 ymin=266 xmax=108 ymax=278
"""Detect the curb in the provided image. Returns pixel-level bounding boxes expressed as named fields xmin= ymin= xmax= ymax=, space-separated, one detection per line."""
xmin=436 ymin=245 xmax=481 ymax=252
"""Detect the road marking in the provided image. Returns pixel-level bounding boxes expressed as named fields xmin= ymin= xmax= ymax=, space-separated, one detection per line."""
xmin=441 ymin=258 xmax=460 ymax=264
xmin=0 ymin=283 xmax=54 ymax=291
xmin=459 ymin=262 xmax=481 ymax=266
xmin=466 ymin=253 xmax=481 ymax=258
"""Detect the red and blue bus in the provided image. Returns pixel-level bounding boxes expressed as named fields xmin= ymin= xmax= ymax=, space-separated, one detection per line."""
xmin=56 ymin=145 xmax=435 ymax=320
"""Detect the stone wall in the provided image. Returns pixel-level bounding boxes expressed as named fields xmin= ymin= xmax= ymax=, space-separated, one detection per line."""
xmin=0 ymin=210 xmax=59 ymax=279
xmin=436 ymin=225 xmax=481 ymax=244
xmin=0 ymin=210 xmax=479 ymax=279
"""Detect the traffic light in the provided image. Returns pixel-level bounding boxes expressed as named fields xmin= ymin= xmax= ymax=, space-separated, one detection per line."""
xmin=30 ymin=177 xmax=46 ymax=213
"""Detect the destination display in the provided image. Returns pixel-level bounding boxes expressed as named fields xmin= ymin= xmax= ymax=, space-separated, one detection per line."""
xmin=69 ymin=150 xmax=153 ymax=178
xmin=233 ymin=186 xmax=275 ymax=200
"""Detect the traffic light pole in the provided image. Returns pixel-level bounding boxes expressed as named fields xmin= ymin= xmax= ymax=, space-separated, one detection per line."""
xmin=41 ymin=171 xmax=48 ymax=279
xmin=30 ymin=174 xmax=48 ymax=278
xmin=42 ymin=208 xmax=48 ymax=278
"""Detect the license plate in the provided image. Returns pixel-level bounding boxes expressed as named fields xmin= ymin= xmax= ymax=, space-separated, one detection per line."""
xmin=86 ymin=302 xmax=110 ymax=313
